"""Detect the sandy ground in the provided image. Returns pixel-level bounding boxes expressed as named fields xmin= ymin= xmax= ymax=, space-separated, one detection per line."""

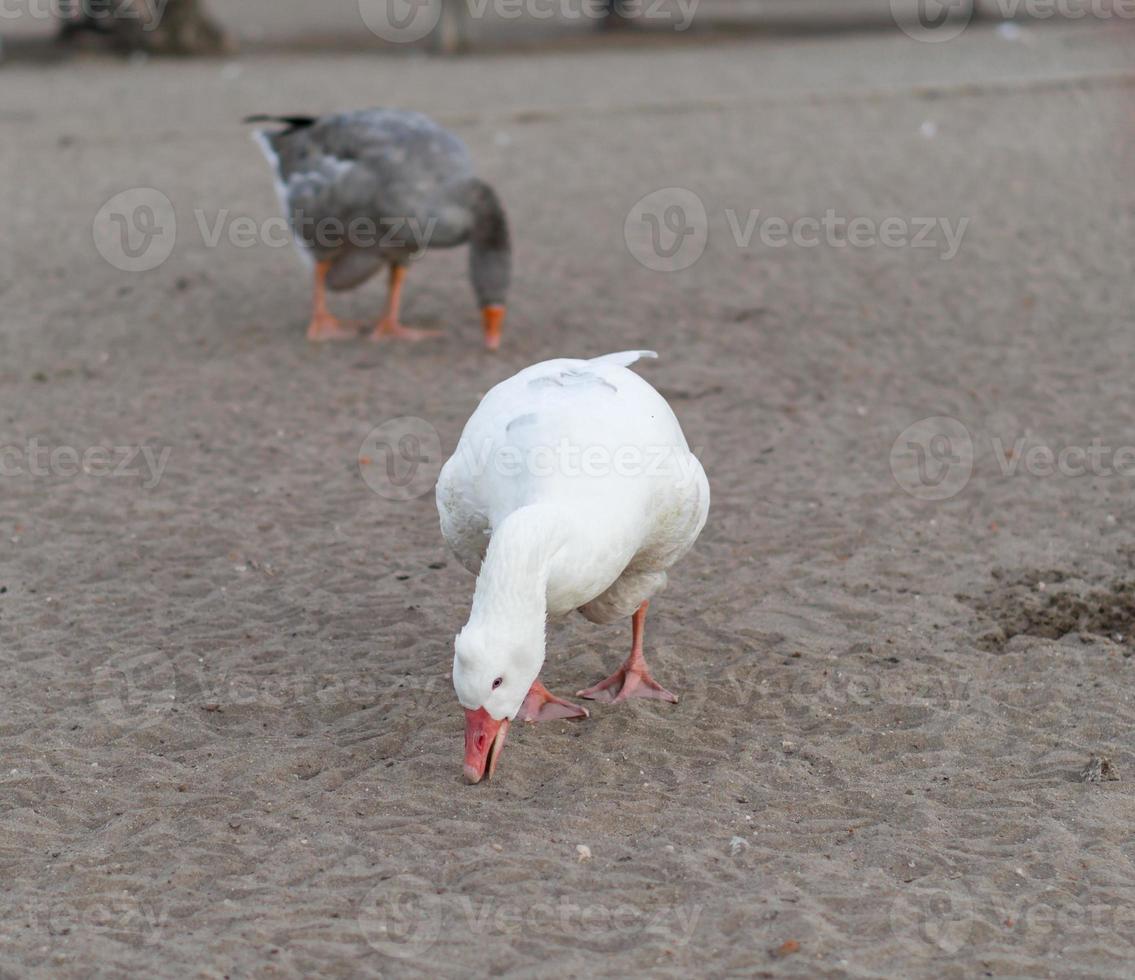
xmin=3 ymin=15 xmax=1135 ymax=980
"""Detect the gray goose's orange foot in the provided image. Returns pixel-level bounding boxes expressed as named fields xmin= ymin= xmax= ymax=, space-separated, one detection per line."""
xmin=306 ymin=312 xmax=361 ymax=342
xmin=368 ymin=264 xmax=441 ymax=342
xmin=368 ymin=318 xmax=442 ymax=343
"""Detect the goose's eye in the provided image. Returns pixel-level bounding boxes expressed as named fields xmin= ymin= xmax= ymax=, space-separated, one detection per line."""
xmin=492 ymin=677 xmax=503 ymax=690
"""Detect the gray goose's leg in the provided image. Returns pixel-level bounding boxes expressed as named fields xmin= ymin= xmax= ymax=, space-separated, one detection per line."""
xmin=369 ymin=265 xmax=441 ymax=343
xmin=306 ymin=260 xmax=359 ymax=342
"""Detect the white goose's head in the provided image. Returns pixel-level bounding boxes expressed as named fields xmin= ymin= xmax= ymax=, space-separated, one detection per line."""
xmin=453 ymin=619 xmax=544 ymax=784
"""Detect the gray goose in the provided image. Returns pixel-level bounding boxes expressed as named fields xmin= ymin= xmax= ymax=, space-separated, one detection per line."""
xmin=246 ymin=110 xmax=510 ymax=348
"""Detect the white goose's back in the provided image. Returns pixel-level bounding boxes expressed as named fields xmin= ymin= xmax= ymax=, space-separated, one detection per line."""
xmin=437 ymin=352 xmax=709 ymax=619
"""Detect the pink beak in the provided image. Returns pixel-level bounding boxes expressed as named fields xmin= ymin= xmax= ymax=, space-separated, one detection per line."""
xmin=463 ymin=707 xmax=510 ymax=784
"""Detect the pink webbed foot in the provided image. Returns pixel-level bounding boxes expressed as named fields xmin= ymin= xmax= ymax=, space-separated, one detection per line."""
xmin=576 ymin=600 xmax=678 ymax=704
xmin=519 ymin=680 xmax=590 ymax=723
xmin=576 ymin=662 xmax=678 ymax=704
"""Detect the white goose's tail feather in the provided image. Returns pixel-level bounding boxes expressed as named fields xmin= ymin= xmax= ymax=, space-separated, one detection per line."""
xmin=588 ymin=350 xmax=658 ymax=369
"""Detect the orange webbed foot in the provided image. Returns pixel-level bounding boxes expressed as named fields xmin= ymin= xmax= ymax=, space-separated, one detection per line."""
xmin=369 ymin=318 xmax=442 ymax=343
xmin=306 ymin=313 xmax=360 ymax=342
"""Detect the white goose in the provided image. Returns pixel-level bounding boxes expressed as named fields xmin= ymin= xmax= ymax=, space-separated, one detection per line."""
xmin=436 ymin=351 xmax=710 ymax=783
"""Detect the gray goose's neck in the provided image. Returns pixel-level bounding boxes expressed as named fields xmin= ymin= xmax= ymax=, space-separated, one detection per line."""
xmin=450 ymin=177 xmax=510 ymax=307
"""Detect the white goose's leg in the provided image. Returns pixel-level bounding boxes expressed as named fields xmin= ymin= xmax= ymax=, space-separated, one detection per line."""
xmin=577 ymin=601 xmax=678 ymax=704
xmin=519 ymin=680 xmax=589 ymax=723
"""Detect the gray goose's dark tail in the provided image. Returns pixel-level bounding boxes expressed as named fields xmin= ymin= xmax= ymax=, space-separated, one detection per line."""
xmin=242 ymin=115 xmax=317 ymax=133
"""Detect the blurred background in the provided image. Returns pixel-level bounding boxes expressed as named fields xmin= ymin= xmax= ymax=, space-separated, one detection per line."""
xmin=3 ymin=0 xmax=1128 ymax=56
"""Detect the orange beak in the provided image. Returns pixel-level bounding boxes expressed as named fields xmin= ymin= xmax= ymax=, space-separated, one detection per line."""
xmin=481 ymin=305 xmax=505 ymax=351
xmin=463 ymin=707 xmax=510 ymax=784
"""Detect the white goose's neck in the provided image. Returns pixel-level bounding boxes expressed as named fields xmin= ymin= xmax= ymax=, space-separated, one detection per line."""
xmin=467 ymin=504 xmax=569 ymax=631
